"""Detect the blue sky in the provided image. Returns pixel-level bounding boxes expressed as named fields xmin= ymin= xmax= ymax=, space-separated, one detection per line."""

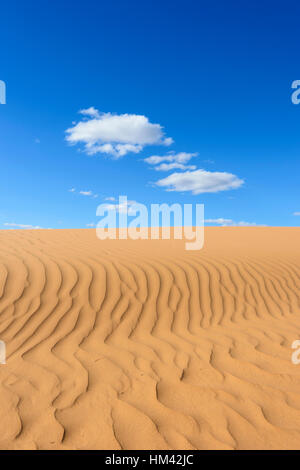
xmin=0 ymin=0 xmax=300 ymax=229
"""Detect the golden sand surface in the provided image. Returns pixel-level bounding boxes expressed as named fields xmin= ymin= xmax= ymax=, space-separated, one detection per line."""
xmin=0 ymin=227 xmax=300 ymax=450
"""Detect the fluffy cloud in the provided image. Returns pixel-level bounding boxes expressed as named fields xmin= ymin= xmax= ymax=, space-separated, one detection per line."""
xmin=79 ymin=107 xmax=100 ymax=118
xmin=154 ymin=162 xmax=196 ymax=171
xmin=66 ymin=109 xmax=173 ymax=158
xmin=145 ymin=152 xmax=197 ymax=171
xmin=205 ymin=218 xmax=263 ymax=227
xmin=293 ymin=212 xmax=300 ymax=216
xmin=154 ymin=169 xmax=244 ymax=194
xmin=145 ymin=152 xmax=197 ymax=165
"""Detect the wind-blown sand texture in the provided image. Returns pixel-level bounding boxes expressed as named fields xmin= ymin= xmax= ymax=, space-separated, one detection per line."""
xmin=0 ymin=228 xmax=300 ymax=450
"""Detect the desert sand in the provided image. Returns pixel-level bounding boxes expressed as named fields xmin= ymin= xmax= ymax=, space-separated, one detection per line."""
xmin=0 ymin=227 xmax=300 ymax=450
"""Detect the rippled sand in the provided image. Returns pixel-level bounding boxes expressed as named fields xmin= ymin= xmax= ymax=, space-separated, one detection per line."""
xmin=0 ymin=228 xmax=300 ymax=450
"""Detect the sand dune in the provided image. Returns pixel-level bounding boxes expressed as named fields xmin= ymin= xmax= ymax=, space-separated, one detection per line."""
xmin=0 ymin=227 xmax=300 ymax=450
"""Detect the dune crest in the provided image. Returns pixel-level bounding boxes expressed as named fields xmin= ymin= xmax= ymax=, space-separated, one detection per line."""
xmin=0 ymin=228 xmax=300 ymax=450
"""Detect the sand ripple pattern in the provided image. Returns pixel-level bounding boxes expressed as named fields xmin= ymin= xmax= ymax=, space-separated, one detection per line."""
xmin=0 ymin=228 xmax=300 ymax=450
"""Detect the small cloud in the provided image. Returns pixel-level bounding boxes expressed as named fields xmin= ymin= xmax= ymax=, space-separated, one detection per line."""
xmin=293 ymin=212 xmax=300 ymax=216
xmin=163 ymin=137 xmax=174 ymax=146
xmin=86 ymin=223 xmax=95 ymax=227
xmin=154 ymin=162 xmax=196 ymax=171
xmin=145 ymin=152 xmax=197 ymax=165
xmin=145 ymin=152 xmax=198 ymax=171
xmin=205 ymin=218 xmax=265 ymax=227
xmin=154 ymin=169 xmax=244 ymax=194
xmin=79 ymin=106 xmax=100 ymax=119
xmin=34 ymin=138 xmax=40 ymax=144
xmin=4 ymin=223 xmax=44 ymax=229
xmin=104 ymin=196 xmax=116 ymax=201
xmin=65 ymin=109 xmax=173 ymax=158
xmin=69 ymin=189 xmax=98 ymax=198
xmin=102 ymin=199 xmax=138 ymax=215
xmin=205 ymin=218 xmax=235 ymax=226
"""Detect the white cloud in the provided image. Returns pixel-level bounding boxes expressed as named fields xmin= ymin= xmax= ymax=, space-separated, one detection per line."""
xmin=205 ymin=218 xmax=265 ymax=227
xmin=79 ymin=107 xmax=100 ymax=118
xmin=104 ymin=196 xmax=116 ymax=201
xmin=205 ymin=218 xmax=235 ymax=226
xmin=145 ymin=152 xmax=198 ymax=171
xmin=154 ymin=162 xmax=196 ymax=171
xmin=154 ymin=169 xmax=244 ymax=194
xmin=102 ymin=199 xmax=138 ymax=215
xmin=69 ymin=189 xmax=98 ymax=198
xmin=4 ymin=223 xmax=43 ymax=229
xmin=66 ymin=109 xmax=173 ymax=158
xmin=293 ymin=212 xmax=300 ymax=216
xmin=86 ymin=223 xmax=95 ymax=227
xmin=79 ymin=190 xmax=93 ymax=196
xmin=145 ymin=152 xmax=197 ymax=165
